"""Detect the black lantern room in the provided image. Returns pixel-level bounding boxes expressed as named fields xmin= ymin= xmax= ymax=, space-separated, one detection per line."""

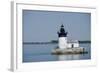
xmin=57 ymin=25 xmax=68 ymax=37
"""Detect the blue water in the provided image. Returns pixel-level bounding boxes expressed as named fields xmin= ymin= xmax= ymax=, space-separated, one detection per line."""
xmin=23 ymin=43 xmax=91 ymax=62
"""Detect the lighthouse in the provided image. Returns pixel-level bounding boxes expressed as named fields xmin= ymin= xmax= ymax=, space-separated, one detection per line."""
xmin=52 ymin=24 xmax=85 ymax=54
xmin=57 ymin=25 xmax=68 ymax=49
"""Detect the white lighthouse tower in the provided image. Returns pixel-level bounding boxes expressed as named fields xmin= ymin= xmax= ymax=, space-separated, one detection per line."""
xmin=57 ymin=25 xmax=68 ymax=49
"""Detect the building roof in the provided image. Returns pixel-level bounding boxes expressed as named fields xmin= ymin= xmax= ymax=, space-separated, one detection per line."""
xmin=67 ymin=39 xmax=79 ymax=43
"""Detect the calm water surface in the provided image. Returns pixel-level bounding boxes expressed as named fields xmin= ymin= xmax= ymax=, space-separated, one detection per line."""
xmin=23 ymin=43 xmax=91 ymax=62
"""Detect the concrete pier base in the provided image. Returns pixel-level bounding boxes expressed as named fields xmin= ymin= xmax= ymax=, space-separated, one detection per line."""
xmin=51 ymin=47 xmax=87 ymax=55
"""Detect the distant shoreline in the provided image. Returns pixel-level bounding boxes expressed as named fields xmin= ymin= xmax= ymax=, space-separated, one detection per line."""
xmin=23 ymin=42 xmax=53 ymax=44
xmin=23 ymin=40 xmax=91 ymax=44
xmin=78 ymin=41 xmax=91 ymax=43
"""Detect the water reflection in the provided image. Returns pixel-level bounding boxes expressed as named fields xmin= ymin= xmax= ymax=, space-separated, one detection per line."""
xmin=57 ymin=54 xmax=80 ymax=61
xmin=23 ymin=43 xmax=90 ymax=62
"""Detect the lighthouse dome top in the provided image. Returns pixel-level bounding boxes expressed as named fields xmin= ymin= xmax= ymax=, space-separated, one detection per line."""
xmin=61 ymin=24 xmax=64 ymax=27
xmin=60 ymin=24 xmax=65 ymax=33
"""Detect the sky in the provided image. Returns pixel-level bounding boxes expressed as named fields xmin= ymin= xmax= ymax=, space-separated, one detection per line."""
xmin=23 ymin=10 xmax=91 ymax=42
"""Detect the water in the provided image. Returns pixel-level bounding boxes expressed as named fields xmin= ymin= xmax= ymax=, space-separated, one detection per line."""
xmin=23 ymin=43 xmax=91 ymax=62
